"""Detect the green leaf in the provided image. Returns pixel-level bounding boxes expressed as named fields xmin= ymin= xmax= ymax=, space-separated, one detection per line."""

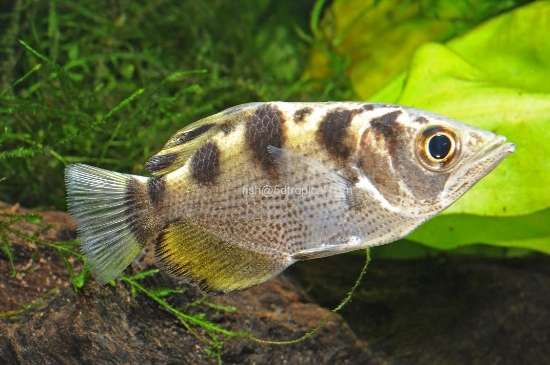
xmin=21 ymin=213 xmax=43 ymax=224
xmin=72 ymin=264 xmax=89 ymax=290
xmin=126 ymin=269 xmax=159 ymax=281
xmin=408 ymin=208 xmax=550 ymax=255
xmin=366 ymin=2 xmax=550 ymax=253
xmin=381 ymin=41 xmax=550 ymax=218
xmin=305 ymin=0 xmax=527 ymax=98
xmin=150 ymin=287 xmax=186 ymax=298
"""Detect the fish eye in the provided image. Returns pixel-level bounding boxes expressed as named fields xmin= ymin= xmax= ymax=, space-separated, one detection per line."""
xmin=428 ymin=134 xmax=451 ymax=159
xmin=416 ymin=126 xmax=461 ymax=173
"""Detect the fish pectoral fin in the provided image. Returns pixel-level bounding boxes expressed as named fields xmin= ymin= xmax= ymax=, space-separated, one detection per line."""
xmin=264 ymin=146 xmax=364 ymax=251
xmin=292 ymin=246 xmax=342 ymax=260
xmin=292 ymin=239 xmax=365 ymax=260
xmin=267 ymin=145 xmax=352 ymax=209
xmin=155 ymin=219 xmax=292 ymax=294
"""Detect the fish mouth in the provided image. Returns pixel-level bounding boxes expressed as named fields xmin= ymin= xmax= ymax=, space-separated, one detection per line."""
xmin=445 ymin=135 xmax=515 ymax=192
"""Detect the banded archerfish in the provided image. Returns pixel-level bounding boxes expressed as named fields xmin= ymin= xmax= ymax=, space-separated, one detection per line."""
xmin=65 ymin=102 xmax=515 ymax=294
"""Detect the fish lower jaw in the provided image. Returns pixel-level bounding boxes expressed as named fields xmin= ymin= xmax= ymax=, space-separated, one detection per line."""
xmin=444 ymin=136 xmax=514 ymax=196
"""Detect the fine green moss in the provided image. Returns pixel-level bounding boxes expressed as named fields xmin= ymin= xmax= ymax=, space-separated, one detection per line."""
xmin=0 ymin=0 xmax=348 ymax=209
xmin=2 ymin=1 xmax=543 ymax=359
xmin=0 ymin=1 xmax=359 ymax=359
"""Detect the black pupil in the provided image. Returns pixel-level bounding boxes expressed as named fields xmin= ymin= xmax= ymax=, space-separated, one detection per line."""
xmin=428 ymin=134 xmax=452 ymax=159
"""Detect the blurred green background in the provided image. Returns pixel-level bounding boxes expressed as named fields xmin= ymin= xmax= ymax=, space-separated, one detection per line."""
xmin=1 ymin=0 xmax=548 ymax=257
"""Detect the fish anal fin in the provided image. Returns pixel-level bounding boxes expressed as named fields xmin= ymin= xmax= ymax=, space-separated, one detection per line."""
xmin=155 ymin=219 xmax=291 ymax=294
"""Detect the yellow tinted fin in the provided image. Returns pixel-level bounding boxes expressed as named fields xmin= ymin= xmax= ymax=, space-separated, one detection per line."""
xmin=155 ymin=219 xmax=292 ymax=294
xmin=145 ymin=103 xmax=261 ymax=176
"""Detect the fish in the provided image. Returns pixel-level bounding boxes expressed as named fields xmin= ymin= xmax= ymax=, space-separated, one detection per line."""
xmin=65 ymin=102 xmax=515 ymax=294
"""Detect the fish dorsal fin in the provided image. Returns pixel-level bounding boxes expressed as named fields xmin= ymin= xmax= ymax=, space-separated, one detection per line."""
xmin=155 ymin=219 xmax=292 ymax=294
xmin=145 ymin=103 xmax=260 ymax=176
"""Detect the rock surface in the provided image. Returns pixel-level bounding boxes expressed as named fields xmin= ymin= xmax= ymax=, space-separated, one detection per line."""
xmin=1 ymin=202 xmax=549 ymax=364
xmin=288 ymin=251 xmax=550 ymax=365
xmin=0 ymin=202 xmax=376 ymax=364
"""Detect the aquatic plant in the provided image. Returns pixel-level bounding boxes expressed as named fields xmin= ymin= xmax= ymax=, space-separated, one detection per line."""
xmin=1 ymin=0 xmax=548 ymax=361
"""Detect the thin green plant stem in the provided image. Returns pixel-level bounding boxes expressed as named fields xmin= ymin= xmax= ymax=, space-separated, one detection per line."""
xmin=310 ymin=0 xmax=329 ymax=39
xmin=19 ymin=40 xmax=59 ymax=70
xmin=0 ymin=287 xmax=59 ymax=318
xmin=119 ymin=273 xmax=249 ymax=339
xmin=2 ymin=225 xmax=81 ymax=258
xmin=248 ymin=248 xmax=371 ymax=345
xmin=54 ymin=88 xmax=145 ymax=149
xmin=119 ymin=249 xmax=370 ymax=346
xmin=0 ymin=64 xmax=42 ymax=98
xmin=0 ymin=230 xmax=17 ymax=277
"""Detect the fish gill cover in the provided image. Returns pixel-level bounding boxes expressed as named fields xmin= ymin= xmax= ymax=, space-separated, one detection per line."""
xmin=0 ymin=0 xmax=548 ymax=260
xmin=0 ymin=0 xmax=547 ymax=360
xmin=306 ymin=0 xmax=550 ymax=255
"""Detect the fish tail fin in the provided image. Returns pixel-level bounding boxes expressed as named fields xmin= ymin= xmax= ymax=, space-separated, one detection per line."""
xmin=65 ymin=164 xmax=165 ymax=284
